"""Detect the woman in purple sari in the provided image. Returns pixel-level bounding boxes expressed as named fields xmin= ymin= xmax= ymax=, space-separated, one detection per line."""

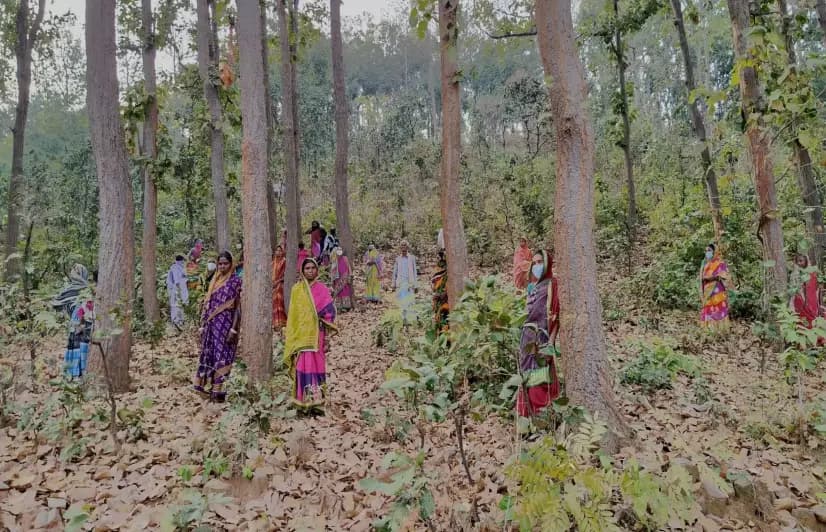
xmin=331 ymin=247 xmax=353 ymax=311
xmin=284 ymin=258 xmax=337 ymax=413
xmin=193 ymin=251 xmax=242 ymax=402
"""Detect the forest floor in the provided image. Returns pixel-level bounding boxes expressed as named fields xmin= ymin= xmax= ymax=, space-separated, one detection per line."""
xmin=1 ymin=262 xmax=826 ymax=531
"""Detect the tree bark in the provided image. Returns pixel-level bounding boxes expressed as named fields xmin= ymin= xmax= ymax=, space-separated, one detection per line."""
xmin=86 ymin=0 xmax=136 ymax=393
xmin=277 ymin=0 xmax=302 ymax=311
xmin=4 ymin=0 xmax=45 ymax=282
xmin=140 ymin=0 xmax=160 ymax=324
xmin=197 ymin=0 xmax=230 ymax=252
xmin=536 ymin=0 xmax=627 ymax=445
xmin=613 ymin=0 xmax=636 ymax=244
xmin=727 ymin=0 xmax=788 ymax=296
xmin=262 ymin=0 xmax=278 ymax=252
xmin=777 ymin=0 xmax=825 ymax=265
xmin=330 ymin=0 xmax=355 ymax=274
xmin=438 ymin=0 xmax=470 ymax=308
xmin=816 ymin=0 xmax=826 ymax=48
xmin=237 ymin=0 xmax=274 ymax=383
xmin=670 ymin=0 xmax=725 ymax=242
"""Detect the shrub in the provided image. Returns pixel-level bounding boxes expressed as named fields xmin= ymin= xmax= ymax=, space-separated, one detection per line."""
xmin=620 ymin=339 xmax=699 ymax=392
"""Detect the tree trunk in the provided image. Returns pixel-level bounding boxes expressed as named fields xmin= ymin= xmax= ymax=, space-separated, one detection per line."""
xmin=777 ymin=0 xmax=825 ymax=265
xmin=536 ymin=0 xmax=627 ymax=445
xmin=428 ymin=51 xmax=439 ymax=139
xmin=86 ymin=0 xmax=136 ymax=393
xmin=670 ymin=0 xmax=725 ymax=242
xmin=237 ymin=0 xmax=274 ymax=383
xmin=4 ymin=0 xmax=45 ymax=282
xmin=816 ymin=0 xmax=826 ymax=48
xmin=197 ymin=0 xmax=230 ymax=252
xmin=613 ymin=0 xmax=636 ymax=244
xmin=727 ymin=0 xmax=788 ymax=297
xmin=330 ymin=0 xmax=355 ymax=275
xmin=277 ymin=0 xmax=301 ymax=311
xmin=438 ymin=0 xmax=470 ymax=309
xmin=140 ymin=0 xmax=160 ymax=324
xmin=262 ymin=0 xmax=278 ymax=252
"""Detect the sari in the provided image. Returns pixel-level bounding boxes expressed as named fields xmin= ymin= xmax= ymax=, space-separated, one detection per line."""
xmin=364 ymin=249 xmax=383 ymax=302
xmin=516 ymin=251 xmax=561 ymax=417
xmin=193 ymin=267 xmax=242 ymax=401
xmin=393 ymin=254 xmax=418 ymax=323
xmin=297 ymin=248 xmax=310 ymax=271
xmin=64 ymin=301 xmax=94 ymax=378
xmin=431 ymin=264 xmax=449 ymax=334
xmin=272 ymin=256 xmax=287 ymax=329
xmin=186 ymin=260 xmax=201 ymax=291
xmin=284 ymin=271 xmax=337 ymax=411
xmin=790 ymin=262 xmax=826 ymax=342
xmin=512 ymin=244 xmax=532 ymax=290
xmin=331 ymin=254 xmax=353 ymax=310
xmin=700 ymin=256 xmax=730 ymax=330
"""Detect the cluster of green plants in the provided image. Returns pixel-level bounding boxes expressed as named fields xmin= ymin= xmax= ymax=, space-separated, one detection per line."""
xmin=504 ymin=415 xmax=695 ymax=531
xmin=620 ymin=338 xmax=700 ymax=392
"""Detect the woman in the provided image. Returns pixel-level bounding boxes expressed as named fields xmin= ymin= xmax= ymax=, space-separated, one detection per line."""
xmin=296 ymin=242 xmax=310 ymax=271
xmin=512 ymin=237 xmax=533 ymax=290
xmin=790 ymin=254 xmax=825 ymax=334
xmin=272 ymin=246 xmax=287 ymax=329
xmin=331 ymin=247 xmax=353 ymax=311
xmin=700 ymin=243 xmax=730 ymax=330
xmin=364 ymin=244 xmax=383 ymax=303
xmin=431 ymin=250 xmax=449 ymax=334
xmin=284 ymin=258 xmax=337 ymax=412
xmin=193 ymin=251 xmax=242 ymax=402
xmin=517 ymin=250 xmax=561 ymax=417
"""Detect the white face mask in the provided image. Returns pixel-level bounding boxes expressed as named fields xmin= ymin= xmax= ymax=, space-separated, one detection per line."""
xmin=207 ymin=262 xmax=216 ymax=272
xmin=531 ymin=263 xmax=545 ymax=280
xmin=705 ymin=251 xmax=713 ymax=261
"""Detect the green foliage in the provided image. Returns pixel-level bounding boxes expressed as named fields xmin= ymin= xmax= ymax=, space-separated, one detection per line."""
xmin=160 ymin=489 xmax=232 ymax=532
xmin=506 ymin=415 xmax=694 ymax=531
xmin=620 ymin=338 xmax=699 ymax=392
xmin=359 ymin=451 xmax=436 ymax=531
xmin=63 ymin=502 xmax=91 ymax=532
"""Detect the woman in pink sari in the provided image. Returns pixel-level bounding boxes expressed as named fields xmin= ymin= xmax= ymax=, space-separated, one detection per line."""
xmin=790 ymin=254 xmax=826 ymax=343
xmin=512 ymin=237 xmax=532 ymax=290
xmin=331 ymin=247 xmax=353 ymax=311
xmin=284 ymin=258 xmax=337 ymax=413
xmin=700 ymin=243 xmax=730 ymax=330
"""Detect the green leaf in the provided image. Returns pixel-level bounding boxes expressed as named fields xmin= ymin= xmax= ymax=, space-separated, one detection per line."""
xmin=419 ymin=488 xmax=435 ymax=519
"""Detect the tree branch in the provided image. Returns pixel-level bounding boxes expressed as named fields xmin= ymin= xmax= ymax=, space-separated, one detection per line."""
xmin=485 ymin=28 xmax=537 ymax=39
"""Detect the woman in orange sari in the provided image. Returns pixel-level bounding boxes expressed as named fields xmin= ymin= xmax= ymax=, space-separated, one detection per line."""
xmin=272 ymin=245 xmax=287 ymax=329
xmin=700 ymin=243 xmax=730 ymax=330
xmin=512 ymin=237 xmax=532 ymax=290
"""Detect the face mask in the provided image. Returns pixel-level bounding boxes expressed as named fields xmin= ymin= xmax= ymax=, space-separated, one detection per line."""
xmin=705 ymin=251 xmax=713 ymax=260
xmin=531 ymin=264 xmax=545 ymax=280
xmin=207 ymin=262 xmax=216 ymax=272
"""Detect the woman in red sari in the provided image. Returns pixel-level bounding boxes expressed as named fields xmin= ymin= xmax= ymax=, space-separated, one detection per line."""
xmin=516 ymin=250 xmax=561 ymax=417
xmin=272 ymin=245 xmax=287 ymax=330
xmin=790 ymin=254 xmax=825 ymax=334
xmin=512 ymin=237 xmax=532 ymax=290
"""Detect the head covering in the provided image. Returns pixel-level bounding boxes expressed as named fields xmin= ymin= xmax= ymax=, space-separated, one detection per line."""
xmin=205 ymin=253 xmax=236 ymax=301
xmin=533 ymin=250 xmax=554 ymax=283
xmin=52 ymin=264 xmax=90 ymax=315
xmin=333 ymin=247 xmax=344 ymax=257
xmin=300 ymin=257 xmax=319 ymax=280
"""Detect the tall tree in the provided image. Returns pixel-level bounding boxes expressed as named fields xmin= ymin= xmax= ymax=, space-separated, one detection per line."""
xmin=140 ymin=0 xmax=160 ymax=324
xmin=330 ymin=0 xmax=354 ymax=275
xmin=4 ymin=0 xmax=46 ymax=281
xmin=438 ymin=0 xmax=470 ymax=308
xmin=670 ymin=0 xmax=725 ymax=242
xmin=727 ymin=0 xmax=787 ymax=296
xmin=612 ymin=0 xmax=636 ymax=244
xmin=196 ymin=0 xmax=231 ymax=252
xmin=86 ymin=0 xmax=136 ymax=392
xmin=261 ymin=0 xmax=278 ymax=253
xmin=277 ymin=0 xmax=302 ymax=310
xmin=237 ymin=0 xmax=273 ymax=383
xmin=777 ymin=0 xmax=826 ymax=265
xmin=536 ymin=0 xmax=626 ymax=443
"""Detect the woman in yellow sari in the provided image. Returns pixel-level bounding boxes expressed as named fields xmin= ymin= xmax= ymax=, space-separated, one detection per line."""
xmin=363 ymin=244 xmax=383 ymax=303
xmin=284 ymin=258 xmax=337 ymax=412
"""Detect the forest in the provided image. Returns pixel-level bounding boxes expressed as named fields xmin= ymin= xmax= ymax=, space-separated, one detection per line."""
xmin=1 ymin=0 xmax=826 ymax=529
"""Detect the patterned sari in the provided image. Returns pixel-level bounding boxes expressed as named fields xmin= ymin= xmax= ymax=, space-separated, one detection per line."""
xmin=364 ymin=249 xmax=383 ymax=302
xmin=431 ymin=263 xmax=449 ymax=334
xmin=193 ymin=269 xmax=242 ymax=401
xmin=64 ymin=301 xmax=94 ymax=378
xmin=331 ymin=254 xmax=353 ymax=310
xmin=516 ymin=251 xmax=561 ymax=417
xmin=284 ymin=273 xmax=337 ymax=411
xmin=700 ymin=256 xmax=730 ymax=330
xmin=272 ymin=256 xmax=287 ymax=329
